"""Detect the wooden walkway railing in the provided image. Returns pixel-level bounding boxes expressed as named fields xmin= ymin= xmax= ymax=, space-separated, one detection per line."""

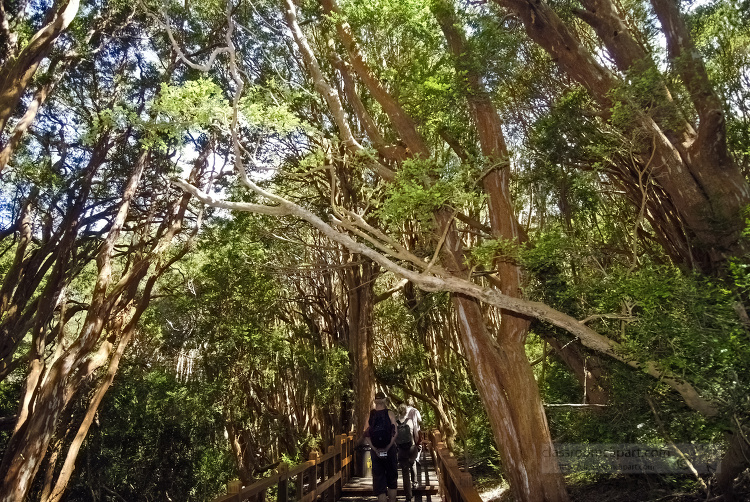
xmin=429 ymin=431 xmax=483 ymax=502
xmin=212 ymin=430 xmax=484 ymax=502
xmin=213 ymin=434 xmax=355 ymax=502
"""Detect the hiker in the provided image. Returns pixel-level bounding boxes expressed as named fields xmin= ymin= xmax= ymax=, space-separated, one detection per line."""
xmin=364 ymin=391 xmax=398 ymax=502
xmin=405 ymin=398 xmax=423 ymax=461
xmin=396 ymin=403 xmax=420 ymax=501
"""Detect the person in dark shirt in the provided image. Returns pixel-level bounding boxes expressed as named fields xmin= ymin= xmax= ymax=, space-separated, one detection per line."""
xmin=363 ymin=391 xmax=398 ymax=502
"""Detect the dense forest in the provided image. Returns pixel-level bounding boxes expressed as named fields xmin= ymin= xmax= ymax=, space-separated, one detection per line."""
xmin=1 ymin=0 xmax=750 ymax=500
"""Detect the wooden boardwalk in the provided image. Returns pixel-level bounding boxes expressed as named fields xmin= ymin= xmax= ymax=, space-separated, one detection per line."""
xmin=212 ymin=431 xmax=482 ymax=502
xmin=341 ymin=446 xmax=440 ymax=502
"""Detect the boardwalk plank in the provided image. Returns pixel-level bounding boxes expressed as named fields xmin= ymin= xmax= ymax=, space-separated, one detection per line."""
xmin=342 ymin=448 xmax=439 ymax=502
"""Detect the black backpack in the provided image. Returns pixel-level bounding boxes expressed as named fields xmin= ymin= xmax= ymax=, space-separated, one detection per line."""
xmin=369 ymin=409 xmax=392 ymax=448
xmin=396 ymin=419 xmax=412 ymax=447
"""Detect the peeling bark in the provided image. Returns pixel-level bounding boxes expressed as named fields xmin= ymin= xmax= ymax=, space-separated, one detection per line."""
xmin=319 ymin=0 xmax=430 ymax=159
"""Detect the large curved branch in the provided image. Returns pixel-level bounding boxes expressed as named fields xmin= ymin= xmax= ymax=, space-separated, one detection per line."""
xmin=281 ymin=0 xmax=358 ymax=151
xmin=175 ymin=179 xmax=719 ymax=417
xmin=143 ymin=7 xmax=230 ymax=72
xmin=649 ymin=0 xmax=721 ymax=125
xmin=171 ymin=180 xmax=291 ymax=217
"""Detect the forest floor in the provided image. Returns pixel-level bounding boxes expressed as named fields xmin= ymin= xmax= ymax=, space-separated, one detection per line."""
xmin=478 ymin=471 xmax=750 ymax=501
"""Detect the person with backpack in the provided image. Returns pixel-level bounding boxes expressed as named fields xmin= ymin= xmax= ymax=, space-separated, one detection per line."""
xmin=396 ymin=403 xmax=419 ymax=501
xmin=364 ymin=391 xmax=398 ymax=502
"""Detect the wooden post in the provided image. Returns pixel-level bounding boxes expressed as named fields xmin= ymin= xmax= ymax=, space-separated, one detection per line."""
xmin=309 ymin=451 xmax=319 ymax=496
xmin=348 ymin=435 xmax=353 ymax=481
xmin=277 ymin=463 xmax=289 ymax=502
xmin=446 ymin=457 xmax=459 ymax=502
xmin=423 ymin=441 xmax=432 ymax=487
xmin=346 ymin=436 xmax=354 ymax=483
xmin=432 ymin=431 xmax=443 ymax=445
xmin=296 ymin=469 xmax=305 ymax=502
xmin=434 ymin=442 xmax=448 ymax=497
xmin=228 ymin=480 xmax=242 ymax=494
xmin=335 ymin=434 xmax=344 ymax=499
xmin=334 ymin=437 xmax=341 ymax=501
xmin=327 ymin=445 xmax=335 ymax=502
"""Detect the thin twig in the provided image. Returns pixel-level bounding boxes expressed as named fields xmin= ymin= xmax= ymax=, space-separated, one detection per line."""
xmin=647 ymin=396 xmax=708 ymax=491
xmin=579 ymin=313 xmax=638 ymax=325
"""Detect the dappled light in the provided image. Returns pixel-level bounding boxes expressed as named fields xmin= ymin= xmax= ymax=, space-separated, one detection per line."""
xmin=1 ymin=0 xmax=750 ymax=501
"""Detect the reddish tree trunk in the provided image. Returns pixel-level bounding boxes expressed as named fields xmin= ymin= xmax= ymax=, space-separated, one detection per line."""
xmin=439 ymin=209 xmax=568 ymax=502
xmin=0 ymin=0 xmax=79 ymax=137
xmin=457 ymin=304 xmax=567 ymax=501
xmin=546 ymin=338 xmax=609 ymax=406
xmin=345 ymin=258 xmax=378 ymax=434
xmin=714 ymin=426 xmax=750 ymax=499
xmin=0 ymin=151 xmax=145 ymax=502
xmin=0 ymin=144 xmax=207 ymax=500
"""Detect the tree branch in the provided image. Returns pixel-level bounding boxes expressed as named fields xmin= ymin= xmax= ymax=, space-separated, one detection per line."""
xmin=374 ymin=278 xmax=407 ymax=304
xmin=175 ymin=179 xmax=718 ymax=417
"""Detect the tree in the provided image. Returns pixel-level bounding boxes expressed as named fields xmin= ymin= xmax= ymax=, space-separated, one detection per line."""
xmin=0 ymin=21 xmax=217 ymax=497
xmin=490 ymin=0 xmax=750 ymax=271
xmin=170 ymin=0 xmax=738 ymax=499
xmin=0 ymin=0 xmax=80 ymax=137
xmin=1 ymin=0 xmax=748 ymax=498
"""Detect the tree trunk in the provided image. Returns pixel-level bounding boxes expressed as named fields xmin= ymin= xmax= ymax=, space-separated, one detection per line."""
xmin=458 ymin=303 xmax=567 ymax=501
xmin=0 ymin=138 xmax=109 ymax=381
xmin=432 ymin=0 xmax=532 ymax=342
xmin=546 ymin=338 xmax=609 ymax=406
xmin=345 ymin=258 xmax=378 ymax=434
xmin=0 ymin=0 xmax=79 ymax=136
xmin=0 ymin=152 xmax=146 ymax=502
xmin=714 ymin=426 xmax=750 ymax=500
xmin=433 ymin=9 xmax=569 ymax=497
xmin=37 ymin=148 xmax=209 ymax=500
xmin=0 ymin=59 xmax=63 ymax=171
xmin=43 ymin=296 xmax=141 ymax=502
xmin=438 ymin=208 xmax=568 ymax=502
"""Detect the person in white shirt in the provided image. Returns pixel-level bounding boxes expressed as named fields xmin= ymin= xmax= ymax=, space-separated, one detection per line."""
xmin=404 ymin=398 xmax=422 ymax=462
xmin=396 ymin=404 xmax=419 ymax=500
